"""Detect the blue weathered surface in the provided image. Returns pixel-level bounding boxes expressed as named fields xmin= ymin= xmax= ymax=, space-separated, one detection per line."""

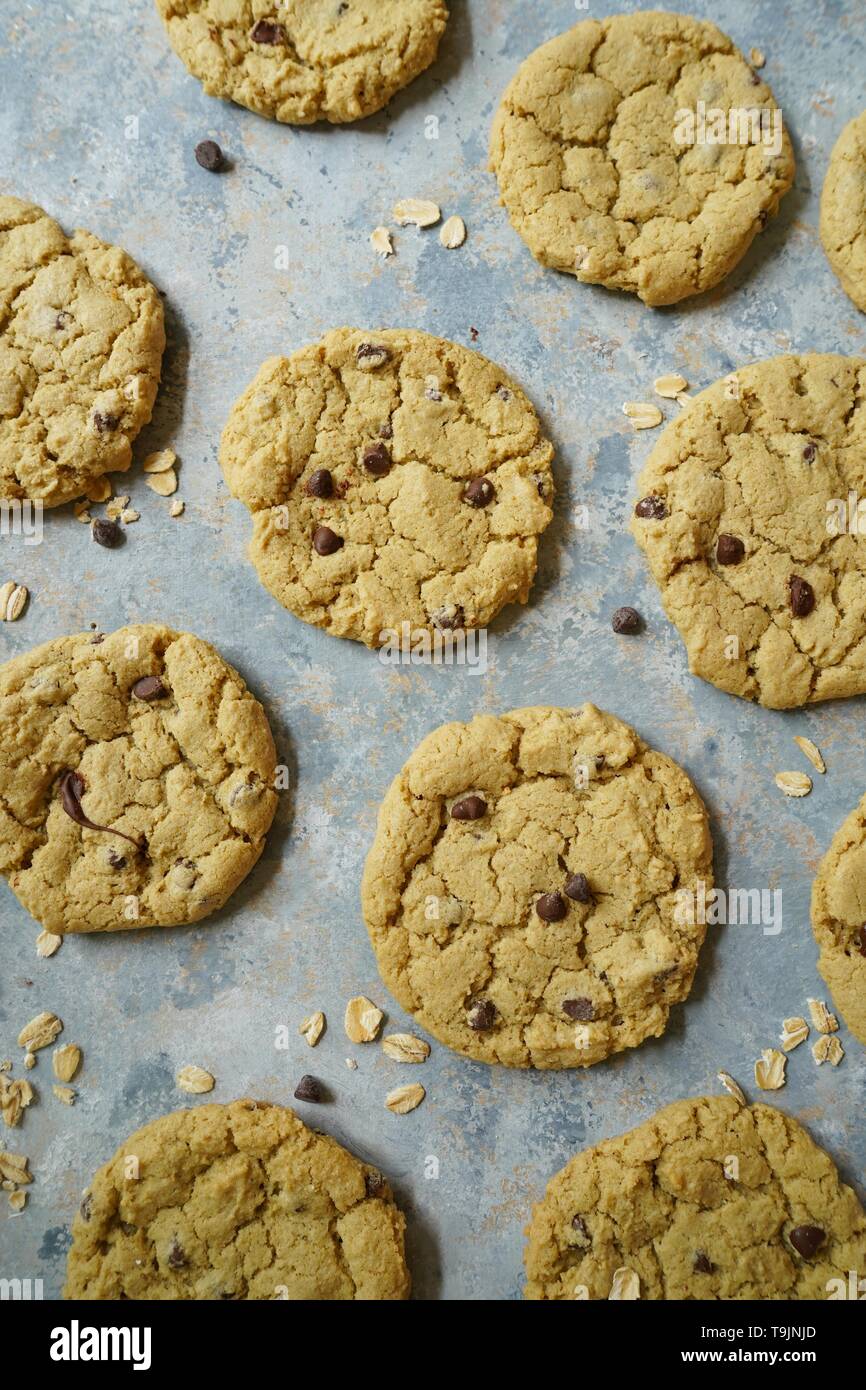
xmin=0 ymin=0 xmax=863 ymax=1300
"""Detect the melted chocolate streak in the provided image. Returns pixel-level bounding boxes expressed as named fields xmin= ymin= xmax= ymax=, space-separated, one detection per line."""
xmin=59 ymin=771 xmax=147 ymax=854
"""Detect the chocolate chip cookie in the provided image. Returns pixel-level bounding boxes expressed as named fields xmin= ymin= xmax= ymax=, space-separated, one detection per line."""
xmin=820 ymin=109 xmax=866 ymax=313
xmin=525 ymin=1095 xmax=866 ymax=1299
xmin=490 ymin=11 xmax=794 ymax=306
xmin=811 ymin=796 xmax=866 ymax=1045
xmin=155 ymin=0 xmax=449 ymax=125
xmin=0 ymin=196 xmax=165 ymax=506
xmin=0 ymin=625 xmax=277 ymax=933
xmin=220 ymin=328 xmax=555 ymax=647
xmin=65 ymin=1099 xmax=410 ymax=1299
xmin=631 ymin=354 xmax=866 ymax=708
xmin=361 ymin=704 xmax=712 ymax=1068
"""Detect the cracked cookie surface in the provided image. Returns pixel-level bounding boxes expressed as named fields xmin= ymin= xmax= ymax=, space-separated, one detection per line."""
xmin=811 ymin=796 xmax=866 ymax=1045
xmin=524 ymin=1096 xmax=866 ymax=1299
xmin=0 ymin=196 xmax=165 ymax=506
xmin=155 ymin=0 xmax=449 ymax=125
xmin=220 ymin=328 xmax=555 ymax=647
xmin=820 ymin=109 xmax=866 ymax=313
xmin=0 ymin=624 xmax=277 ymax=934
xmin=631 ymin=354 xmax=866 ymax=709
xmin=64 ymin=1098 xmax=410 ymax=1300
xmin=361 ymin=704 xmax=712 ymax=1069
xmin=489 ymin=11 xmax=794 ymax=306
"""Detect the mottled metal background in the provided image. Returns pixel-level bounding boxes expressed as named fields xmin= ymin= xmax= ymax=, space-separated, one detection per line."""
xmin=1 ymin=0 xmax=864 ymax=1302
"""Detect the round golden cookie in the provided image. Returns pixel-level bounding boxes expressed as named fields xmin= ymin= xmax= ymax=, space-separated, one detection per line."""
xmin=0 ymin=196 xmax=165 ymax=507
xmin=820 ymin=109 xmax=866 ymax=313
xmin=811 ymin=796 xmax=866 ymax=1045
xmin=361 ymin=704 xmax=712 ymax=1069
xmin=631 ymin=354 xmax=866 ymax=709
xmin=220 ymin=328 xmax=555 ymax=647
xmin=524 ymin=1096 xmax=866 ymax=1300
xmin=489 ymin=11 xmax=794 ymax=306
xmin=64 ymin=1099 xmax=410 ymax=1300
xmin=0 ymin=625 xmax=277 ymax=934
xmin=155 ymin=0 xmax=449 ymax=125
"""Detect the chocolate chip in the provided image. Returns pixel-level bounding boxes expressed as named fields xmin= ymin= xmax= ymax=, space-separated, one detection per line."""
xmin=563 ymin=997 xmax=595 ymax=1022
xmin=635 ymin=495 xmax=668 ymax=520
xmin=571 ymin=1215 xmax=590 ymax=1243
xmin=856 ymin=925 xmax=866 ymax=957
xmin=495 ymin=385 xmax=512 ymax=401
xmin=93 ymin=412 xmax=119 ymax=433
xmin=107 ymin=849 xmax=127 ymax=869
xmin=194 ymin=139 xmax=223 ymax=172
xmin=469 ymin=326 xmax=479 ymax=342
xmin=167 ymin=1239 xmax=187 ymax=1269
xmin=79 ymin=1194 xmax=92 ymax=1222
xmin=425 ymin=384 xmax=442 ymax=402
xmin=789 ymin=575 xmax=815 ymax=618
xmin=313 ymin=525 xmax=343 ymax=556
xmin=802 ymin=441 xmax=816 ymax=463
xmin=536 ymin=891 xmax=567 ymax=922
xmin=789 ymin=1224 xmax=826 ymax=1259
xmin=463 ymin=478 xmax=495 ymax=508
xmin=362 ymin=442 xmax=391 ymax=477
xmin=91 ymin=518 xmax=122 ymax=548
xmin=467 ymin=999 xmax=497 ymax=1031
xmin=131 ymin=675 xmax=167 ymax=702
xmin=693 ymin=1250 xmax=714 ymax=1274
xmin=54 ymin=311 xmax=71 ymax=331
xmin=355 ymin=342 xmax=390 ymax=370
xmin=250 ymin=19 xmax=285 ymax=44
xmin=365 ymin=1170 xmax=386 ymax=1197
xmin=611 ymin=606 xmax=641 ymax=634
xmin=293 ymin=1074 xmax=325 ymax=1103
xmin=306 ymin=468 xmax=333 ymax=499
xmin=564 ymin=873 xmax=592 ymax=903
xmin=430 ymin=604 xmax=464 ymax=632
xmin=120 ymin=1221 xmax=137 ymax=1236
xmin=716 ymin=533 xmax=745 ymax=565
xmin=379 ymin=420 xmax=393 ymax=440
xmin=451 ymin=795 xmax=487 ymax=821
xmin=59 ymin=770 xmax=143 ymax=851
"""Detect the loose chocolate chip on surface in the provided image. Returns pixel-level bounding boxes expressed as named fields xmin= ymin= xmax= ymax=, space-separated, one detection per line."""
xmin=856 ymin=925 xmax=866 ymax=956
xmin=306 ymin=468 xmax=333 ymax=498
xmin=635 ymin=494 xmax=668 ymax=520
xmin=91 ymin=518 xmax=122 ymax=548
xmin=250 ymin=19 xmax=285 ymax=44
xmin=313 ymin=525 xmax=343 ymax=556
xmin=716 ymin=533 xmax=745 ymax=565
xmin=611 ymin=606 xmax=641 ymax=634
xmin=93 ymin=412 xmax=119 ymax=433
xmin=194 ymin=139 xmax=223 ymax=171
xmin=362 ymin=442 xmax=391 ymax=476
xmin=563 ymin=997 xmax=595 ymax=1022
xmin=463 ymin=478 xmax=495 ymax=508
xmin=536 ymin=891 xmax=567 ymax=922
xmin=167 ymin=1240 xmax=187 ymax=1269
xmin=693 ymin=1251 xmax=714 ymax=1274
xmin=131 ymin=675 xmax=167 ymax=702
xmin=451 ymin=794 xmax=487 ymax=821
xmin=789 ymin=1224 xmax=826 ymax=1259
xmin=564 ymin=873 xmax=592 ymax=903
xmin=467 ymin=999 xmax=497 ymax=1031
xmin=789 ymin=575 xmax=815 ymax=618
xmin=802 ymin=441 xmax=816 ymax=463
xmin=293 ymin=1075 xmax=325 ymax=1103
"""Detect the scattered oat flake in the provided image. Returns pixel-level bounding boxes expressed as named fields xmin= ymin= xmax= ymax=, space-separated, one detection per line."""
xmin=345 ymin=1058 xmax=358 ymax=1071
xmin=385 ymin=1083 xmax=425 ymax=1115
xmin=169 ymin=499 xmax=185 ymax=517
xmin=121 ymin=508 xmax=140 ymax=524
xmin=609 ymin=1267 xmax=640 ymax=1300
xmin=717 ymin=1070 xmax=747 ymax=1104
xmin=176 ymin=1065 xmax=215 ymax=1095
xmin=344 ymin=996 xmax=383 ymax=1043
xmin=18 ymin=1011 xmax=62 ymax=1051
xmin=780 ymin=1017 xmax=809 ymax=1051
xmin=439 ymin=215 xmax=466 ymax=249
xmin=807 ymin=998 xmax=838 ymax=1034
xmin=52 ymin=1085 xmax=76 ymax=1106
xmin=0 ymin=582 xmax=28 ymax=622
xmin=653 ymin=373 xmax=688 ymax=398
xmin=85 ymin=478 xmax=112 ymax=503
xmin=754 ymin=1048 xmax=787 ymax=1091
xmin=370 ymin=226 xmax=394 ymax=258
xmin=8 ymin=1190 xmax=26 ymax=1212
xmin=393 ymin=198 xmax=440 ymax=228
xmin=299 ymin=1012 xmax=325 ymax=1048
xmin=382 ymin=1033 xmax=430 ymax=1064
xmin=145 ymin=469 xmax=178 ymax=497
xmin=812 ymin=1035 xmax=844 ymax=1066
xmin=23 ymin=1053 xmax=36 ymax=1071
xmin=74 ymin=501 xmax=91 ymax=524
xmin=0 ymin=1151 xmax=31 ymax=1185
xmin=0 ymin=1076 xmax=34 ymax=1128
xmin=622 ymin=402 xmax=663 ymax=430
xmin=35 ymin=931 xmax=62 ymax=959
xmin=750 ymin=47 xmax=766 ymax=68
xmin=106 ymin=495 xmax=130 ymax=520
xmin=53 ymin=1044 xmax=81 ymax=1083
xmin=775 ymin=770 xmax=812 ymax=797
xmin=143 ymin=449 xmax=176 ymax=474
xmin=793 ymin=735 xmax=825 ymax=773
